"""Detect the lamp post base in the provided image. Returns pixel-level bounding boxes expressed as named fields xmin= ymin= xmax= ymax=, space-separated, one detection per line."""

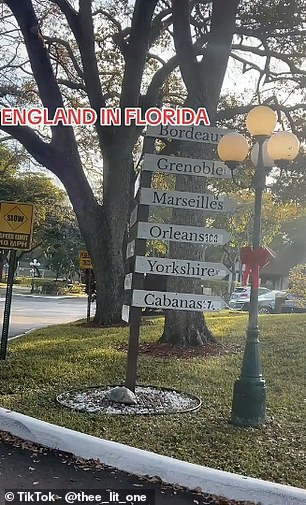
xmin=230 ymin=377 xmax=266 ymax=427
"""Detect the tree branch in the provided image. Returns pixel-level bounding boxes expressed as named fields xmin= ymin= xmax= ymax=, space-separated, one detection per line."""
xmin=5 ymin=1 xmax=64 ymax=116
xmin=120 ymin=0 xmax=159 ymax=108
xmin=44 ymin=35 xmax=83 ymax=78
xmin=199 ymin=0 xmax=240 ymax=119
xmin=50 ymin=0 xmax=78 ymax=35
xmin=172 ymin=0 xmax=205 ymax=106
xmin=0 ymin=125 xmax=53 ymax=170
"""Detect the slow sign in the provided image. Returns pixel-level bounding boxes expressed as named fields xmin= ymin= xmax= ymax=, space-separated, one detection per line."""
xmin=0 ymin=201 xmax=34 ymax=250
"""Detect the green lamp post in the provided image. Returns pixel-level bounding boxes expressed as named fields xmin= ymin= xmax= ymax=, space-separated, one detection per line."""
xmin=217 ymin=105 xmax=300 ymax=427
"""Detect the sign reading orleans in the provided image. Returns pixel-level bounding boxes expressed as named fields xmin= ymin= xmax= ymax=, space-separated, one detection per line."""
xmin=137 ymin=222 xmax=230 ymax=245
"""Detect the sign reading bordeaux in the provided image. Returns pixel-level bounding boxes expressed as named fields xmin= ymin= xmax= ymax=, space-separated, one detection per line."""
xmin=146 ymin=124 xmax=233 ymax=144
xmin=0 ymin=201 xmax=34 ymax=250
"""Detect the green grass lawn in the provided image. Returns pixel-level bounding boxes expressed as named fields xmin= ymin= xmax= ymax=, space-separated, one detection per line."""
xmin=0 ymin=313 xmax=305 ymax=488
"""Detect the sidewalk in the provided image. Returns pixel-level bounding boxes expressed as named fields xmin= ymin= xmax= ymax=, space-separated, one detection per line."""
xmin=0 ymin=432 xmax=245 ymax=505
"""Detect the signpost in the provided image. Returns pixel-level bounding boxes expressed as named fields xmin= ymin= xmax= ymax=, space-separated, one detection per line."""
xmin=0 ymin=201 xmax=34 ymax=359
xmin=123 ymin=128 xmax=235 ymax=391
xmin=79 ymin=250 xmax=93 ymax=270
xmin=0 ymin=201 xmax=34 ymax=250
xmin=79 ymin=250 xmax=93 ymax=322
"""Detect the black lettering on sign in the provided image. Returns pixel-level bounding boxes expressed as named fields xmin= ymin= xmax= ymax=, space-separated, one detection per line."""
xmin=7 ymin=215 xmax=24 ymax=222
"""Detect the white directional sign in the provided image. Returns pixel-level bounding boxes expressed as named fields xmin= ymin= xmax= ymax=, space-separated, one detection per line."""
xmin=124 ymin=273 xmax=133 ymax=290
xmin=146 ymin=124 xmax=233 ymax=144
xmin=121 ymin=304 xmax=130 ymax=322
xmin=139 ymin=188 xmax=236 ymax=213
xmin=126 ymin=240 xmax=135 ymax=258
xmin=143 ymin=153 xmax=231 ymax=179
xmin=131 ymin=290 xmax=225 ymax=311
xmin=130 ymin=206 xmax=138 ymax=227
xmin=134 ymin=256 xmax=230 ymax=279
xmin=134 ymin=173 xmax=141 ymax=198
xmin=137 ymin=222 xmax=231 ymax=246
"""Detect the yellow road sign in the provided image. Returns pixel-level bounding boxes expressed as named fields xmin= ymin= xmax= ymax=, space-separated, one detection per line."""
xmin=0 ymin=201 xmax=34 ymax=250
xmin=79 ymin=250 xmax=93 ymax=269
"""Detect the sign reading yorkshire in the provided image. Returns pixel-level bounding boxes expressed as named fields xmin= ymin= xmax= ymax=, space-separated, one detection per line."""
xmin=143 ymin=153 xmax=231 ymax=179
xmin=139 ymin=188 xmax=236 ymax=213
xmin=0 ymin=201 xmax=34 ymax=250
xmin=134 ymin=256 xmax=230 ymax=279
xmin=146 ymin=124 xmax=233 ymax=144
xmin=132 ymin=290 xmax=225 ymax=312
xmin=137 ymin=222 xmax=230 ymax=246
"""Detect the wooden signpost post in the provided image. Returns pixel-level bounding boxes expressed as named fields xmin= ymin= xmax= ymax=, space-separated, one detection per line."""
xmin=123 ymin=126 xmax=234 ymax=391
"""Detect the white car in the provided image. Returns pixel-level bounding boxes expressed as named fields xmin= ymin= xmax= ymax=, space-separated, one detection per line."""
xmin=228 ymin=287 xmax=276 ymax=313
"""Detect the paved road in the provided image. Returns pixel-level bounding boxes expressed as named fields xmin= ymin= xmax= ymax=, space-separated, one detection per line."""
xmin=0 ymin=292 xmax=88 ymax=338
xmin=0 ymin=435 xmax=220 ymax=505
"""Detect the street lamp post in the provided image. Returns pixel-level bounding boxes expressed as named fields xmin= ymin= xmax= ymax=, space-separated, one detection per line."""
xmin=218 ymin=106 xmax=300 ymax=427
xmin=30 ymin=258 xmax=41 ymax=293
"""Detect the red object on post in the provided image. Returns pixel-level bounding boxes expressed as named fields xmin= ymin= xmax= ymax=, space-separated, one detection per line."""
xmin=240 ymin=246 xmax=274 ymax=289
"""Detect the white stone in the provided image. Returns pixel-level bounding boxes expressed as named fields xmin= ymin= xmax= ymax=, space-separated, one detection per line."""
xmin=107 ymin=386 xmax=137 ymax=405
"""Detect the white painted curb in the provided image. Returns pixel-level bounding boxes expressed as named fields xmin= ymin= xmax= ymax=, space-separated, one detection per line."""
xmin=0 ymin=408 xmax=305 ymax=504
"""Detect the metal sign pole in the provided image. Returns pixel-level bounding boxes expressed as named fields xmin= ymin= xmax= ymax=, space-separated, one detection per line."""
xmin=0 ymin=249 xmax=17 ymax=360
xmin=87 ymin=269 xmax=92 ymax=323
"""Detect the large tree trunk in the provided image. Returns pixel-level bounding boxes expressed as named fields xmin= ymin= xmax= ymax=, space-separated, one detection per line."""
xmin=56 ymin=138 xmax=134 ymax=325
xmin=160 ymin=0 xmax=240 ymax=346
xmin=160 ymin=145 xmax=218 ymax=346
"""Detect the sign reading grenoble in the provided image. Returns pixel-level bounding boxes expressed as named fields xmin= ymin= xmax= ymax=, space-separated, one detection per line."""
xmin=132 ymin=290 xmax=224 ymax=311
xmin=139 ymin=188 xmax=236 ymax=213
xmin=143 ymin=153 xmax=231 ymax=179
xmin=134 ymin=256 xmax=230 ymax=279
xmin=137 ymin=222 xmax=230 ymax=246
xmin=146 ymin=124 xmax=233 ymax=144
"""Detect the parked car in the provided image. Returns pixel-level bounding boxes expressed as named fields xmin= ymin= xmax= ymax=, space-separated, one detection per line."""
xmin=280 ymin=293 xmax=306 ymax=313
xmin=228 ymin=286 xmax=276 ymax=313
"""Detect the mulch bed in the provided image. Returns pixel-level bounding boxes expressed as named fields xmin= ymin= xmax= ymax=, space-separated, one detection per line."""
xmin=116 ymin=342 xmax=242 ymax=359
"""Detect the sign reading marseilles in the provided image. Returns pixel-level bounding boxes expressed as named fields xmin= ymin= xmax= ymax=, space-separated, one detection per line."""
xmin=139 ymin=188 xmax=236 ymax=213
xmin=137 ymin=222 xmax=230 ymax=245
xmin=134 ymin=256 xmax=230 ymax=279
xmin=146 ymin=124 xmax=233 ymax=144
xmin=0 ymin=201 xmax=34 ymax=250
xmin=143 ymin=153 xmax=231 ymax=179
xmin=132 ymin=290 xmax=224 ymax=312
